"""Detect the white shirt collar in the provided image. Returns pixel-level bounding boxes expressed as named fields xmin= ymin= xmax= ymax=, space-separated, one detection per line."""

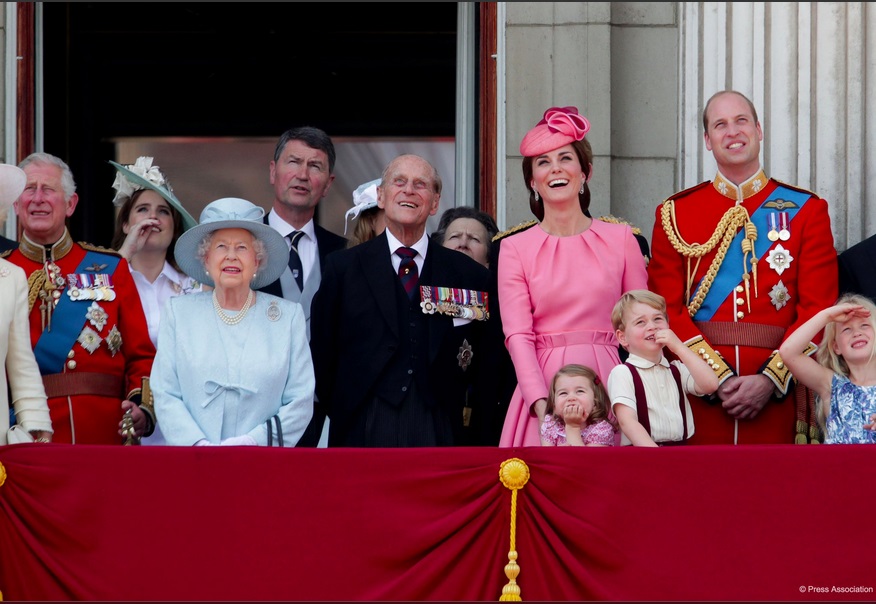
xmin=268 ymin=211 xmax=316 ymax=243
xmin=625 ymin=352 xmax=671 ymax=369
xmin=385 ymin=228 xmax=428 ymax=259
xmin=158 ymin=261 xmax=185 ymax=286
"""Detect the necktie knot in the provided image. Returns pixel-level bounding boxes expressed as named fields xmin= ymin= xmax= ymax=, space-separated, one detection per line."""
xmin=288 ymin=230 xmax=305 ymax=249
xmin=396 ymin=247 xmax=416 ymax=261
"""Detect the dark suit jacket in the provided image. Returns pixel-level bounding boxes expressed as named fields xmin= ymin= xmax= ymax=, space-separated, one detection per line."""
xmin=838 ymin=234 xmax=876 ymax=300
xmin=0 ymin=235 xmax=18 ymax=254
xmin=311 ymin=232 xmax=491 ymax=446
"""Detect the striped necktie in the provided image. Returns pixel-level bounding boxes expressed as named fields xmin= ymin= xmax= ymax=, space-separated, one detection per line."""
xmin=396 ymin=247 xmax=419 ymax=301
xmin=287 ymin=231 xmax=305 ymax=291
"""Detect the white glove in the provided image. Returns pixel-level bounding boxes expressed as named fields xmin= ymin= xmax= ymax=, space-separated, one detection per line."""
xmin=194 ymin=439 xmax=215 ymax=446
xmin=220 ymin=435 xmax=257 ymax=446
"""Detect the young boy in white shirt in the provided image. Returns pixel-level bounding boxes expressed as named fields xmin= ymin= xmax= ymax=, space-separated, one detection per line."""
xmin=607 ymin=290 xmax=719 ymax=446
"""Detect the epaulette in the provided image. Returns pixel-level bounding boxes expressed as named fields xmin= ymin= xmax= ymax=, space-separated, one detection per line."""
xmin=770 ymin=178 xmax=821 ymax=200
xmin=596 ymin=214 xmax=642 ymax=236
xmin=664 ymin=180 xmax=711 ymax=203
xmin=78 ymin=241 xmax=122 ymax=257
xmin=0 ymin=249 xmax=12 ymax=259
xmin=492 ymin=219 xmax=537 ymax=243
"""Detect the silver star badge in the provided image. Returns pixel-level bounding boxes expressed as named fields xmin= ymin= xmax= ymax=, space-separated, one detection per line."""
xmin=767 ymin=244 xmax=794 ymax=275
xmin=457 ymin=339 xmax=473 ymax=372
xmin=106 ymin=325 xmax=123 ymax=357
xmin=86 ymin=302 xmax=109 ymax=331
xmin=769 ymin=281 xmax=791 ymax=310
xmin=77 ymin=326 xmax=102 ymax=354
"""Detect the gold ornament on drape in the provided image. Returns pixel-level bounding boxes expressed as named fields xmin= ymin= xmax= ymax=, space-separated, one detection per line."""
xmin=498 ymin=458 xmax=530 ymax=601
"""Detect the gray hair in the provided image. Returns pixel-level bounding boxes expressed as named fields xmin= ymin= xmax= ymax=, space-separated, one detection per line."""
xmin=381 ymin=154 xmax=443 ymax=195
xmin=19 ymin=152 xmax=77 ymax=201
xmin=196 ymin=230 xmax=268 ymax=268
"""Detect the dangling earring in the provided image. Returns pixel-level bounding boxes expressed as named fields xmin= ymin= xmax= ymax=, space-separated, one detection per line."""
xmin=534 ymin=189 xmax=540 ymax=202
xmin=579 ymin=183 xmax=585 ymax=195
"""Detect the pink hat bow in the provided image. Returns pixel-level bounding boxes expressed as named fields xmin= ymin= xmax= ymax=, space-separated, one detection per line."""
xmin=519 ymin=106 xmax=591 ymax=157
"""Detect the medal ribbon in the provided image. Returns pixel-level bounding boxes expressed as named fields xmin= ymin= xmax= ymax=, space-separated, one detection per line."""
xmin=692 ymin=186 xmax=809 ymax=321
xmin=33 ymin=251 xmax=121 ymax=375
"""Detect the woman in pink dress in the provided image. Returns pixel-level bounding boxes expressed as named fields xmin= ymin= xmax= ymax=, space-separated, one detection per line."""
xmin=499 ymin=106 xmax=648 ymax=446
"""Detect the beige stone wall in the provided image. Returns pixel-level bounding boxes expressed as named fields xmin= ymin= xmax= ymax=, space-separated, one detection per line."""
xmin=503 ymin=2 xmax=876 ymax=251
xmin=503 ymin=2 xmax=679 ymax=245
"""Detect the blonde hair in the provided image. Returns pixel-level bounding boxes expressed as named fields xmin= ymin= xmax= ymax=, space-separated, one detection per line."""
xmin=347 ymin=206 xmax=383 ymax=248
xmin=611 ymin=289 xmax=667 ymax=332
xmin=816 ymin=293 xmax=876 ymax=378
xmin=546 ymin=364 xmax=616 ymax=429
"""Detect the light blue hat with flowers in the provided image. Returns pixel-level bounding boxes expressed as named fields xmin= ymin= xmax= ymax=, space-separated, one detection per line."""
xmin=174 ymin=197 xmax=289 ymax=289
xmin=109 ymin=156 xmax=198 ymax=232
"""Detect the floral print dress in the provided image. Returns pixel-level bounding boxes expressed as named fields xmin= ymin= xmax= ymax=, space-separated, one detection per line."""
xmin=825 ymin=374 xmax=876 ymax=444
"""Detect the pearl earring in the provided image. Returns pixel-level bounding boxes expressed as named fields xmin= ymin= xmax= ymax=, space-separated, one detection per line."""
xmin=579 ymin=183 xmax=585 ymax=195
xmin=534 ymin=189 xmax=540 ymax=202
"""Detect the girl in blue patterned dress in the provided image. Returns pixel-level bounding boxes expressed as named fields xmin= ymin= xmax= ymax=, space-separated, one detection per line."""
xmin=779 ymin=294 xmax=876 ymax=444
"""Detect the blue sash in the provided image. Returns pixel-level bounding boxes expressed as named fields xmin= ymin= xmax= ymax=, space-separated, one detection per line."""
xmin=692 ymin=186 xmax=811 ymax=321
xmin=33 ymin=251 xmax=121 ymax=375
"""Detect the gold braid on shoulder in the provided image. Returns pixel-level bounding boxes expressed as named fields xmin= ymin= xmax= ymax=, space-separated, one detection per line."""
xmin=661 ymin=200 xmax=758 ymax=317
xmin=27 ymin=269 xmax=47 ymax=314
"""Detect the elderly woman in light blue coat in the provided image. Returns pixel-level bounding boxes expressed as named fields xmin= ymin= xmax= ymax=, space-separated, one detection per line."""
xmin=151 ymin=197 xmax=313 ymax=446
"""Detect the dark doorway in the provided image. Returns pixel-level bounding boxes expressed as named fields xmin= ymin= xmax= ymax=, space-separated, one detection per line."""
xmin=42 ymin=2 xmax=458 ymax=246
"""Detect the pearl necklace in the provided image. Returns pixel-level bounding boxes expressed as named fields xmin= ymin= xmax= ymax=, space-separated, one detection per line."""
xmin=212 ymin=290 xmax=255 ymax=325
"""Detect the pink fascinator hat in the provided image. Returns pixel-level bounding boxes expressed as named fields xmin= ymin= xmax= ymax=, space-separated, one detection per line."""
xmin=519 ymin=106 xmax=590 ymax=157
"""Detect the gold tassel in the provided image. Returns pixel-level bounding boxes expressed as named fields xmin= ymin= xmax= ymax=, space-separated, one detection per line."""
xmin=499 ymin=458 xmax=530 ymax=601
xmin=740 ymin=220 xmax=759 ymax=311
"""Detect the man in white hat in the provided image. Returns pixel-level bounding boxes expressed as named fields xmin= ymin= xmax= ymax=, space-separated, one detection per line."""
xmin=260 ymin=126 xmax=347 ymax=447
xmin=3 ymin=152 xmax=156 ymax=444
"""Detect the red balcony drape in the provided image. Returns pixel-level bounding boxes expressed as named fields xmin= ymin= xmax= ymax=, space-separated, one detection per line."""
xmin=0 ymin=444 xmax=873 ymax=601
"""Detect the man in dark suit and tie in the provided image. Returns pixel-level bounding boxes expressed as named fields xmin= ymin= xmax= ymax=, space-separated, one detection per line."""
xmin=311 ymin=154 xmax=491 ymax=447
xmin=260 ymin=126 xmax=347 ymax=446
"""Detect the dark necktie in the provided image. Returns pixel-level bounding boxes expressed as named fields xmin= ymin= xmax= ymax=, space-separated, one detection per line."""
xmin=287 ymin=231 xmax=305 ymax=291
xmin=396 ymin=247 xmax=419 ymax=301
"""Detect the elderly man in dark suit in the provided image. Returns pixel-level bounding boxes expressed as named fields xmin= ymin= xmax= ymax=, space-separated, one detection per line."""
xmin=259 ymin=126 xmax=347 ymax=447
xmin=311 ymin=154 xmax=491 ymax=447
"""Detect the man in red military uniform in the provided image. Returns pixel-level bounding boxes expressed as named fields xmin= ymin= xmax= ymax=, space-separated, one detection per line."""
xmin=648 ymin=90 xmax=838 ymax=444
xmin=3 ymin=153 xmax=156 ymax=444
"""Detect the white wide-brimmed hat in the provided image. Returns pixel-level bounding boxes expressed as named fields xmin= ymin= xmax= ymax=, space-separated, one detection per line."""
xmin=109 ymin=157 xmax=198 ymax=232
xmin=343 ymin=178 xmax=381 ymax=234
xmin=0 ymin=164 xmax=27 ymax=208
xmin=174 ymin=197 xmax=289 ymax=289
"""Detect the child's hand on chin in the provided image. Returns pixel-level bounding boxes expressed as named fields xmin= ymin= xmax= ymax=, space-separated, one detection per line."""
xmin=562 ymin=404 xmax=586 ymax=428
